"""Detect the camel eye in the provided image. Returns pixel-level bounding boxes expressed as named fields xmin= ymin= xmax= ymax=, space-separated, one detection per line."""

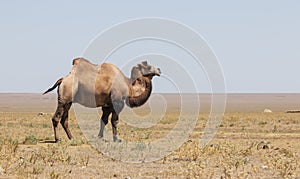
xmin=134 ymin=78 xmax=142 ymax=84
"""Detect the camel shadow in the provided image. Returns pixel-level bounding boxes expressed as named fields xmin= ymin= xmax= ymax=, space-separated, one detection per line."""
xmin=38 ymin=139 xmax=56 ymax=144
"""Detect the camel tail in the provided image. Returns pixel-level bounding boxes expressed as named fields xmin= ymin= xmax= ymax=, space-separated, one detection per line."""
xmin=43 ymin=78 xmax=63 ymax=95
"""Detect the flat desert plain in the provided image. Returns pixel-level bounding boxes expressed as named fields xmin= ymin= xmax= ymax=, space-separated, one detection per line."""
xmin=0 ymin=93 xmax=299 ymax=178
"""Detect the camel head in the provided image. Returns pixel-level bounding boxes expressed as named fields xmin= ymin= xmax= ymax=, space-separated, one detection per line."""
xmin=130 ymin=61 xmax=161 ymax=81
xmin=126 ymin=61 xmax=161 ymax=108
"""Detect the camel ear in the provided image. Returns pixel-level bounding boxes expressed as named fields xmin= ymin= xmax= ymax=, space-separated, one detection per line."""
xmin=141 ymin=61 xmax=148 ymax=66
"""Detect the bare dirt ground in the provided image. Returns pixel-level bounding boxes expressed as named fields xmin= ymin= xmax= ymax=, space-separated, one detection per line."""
xmin=0 ymin=93 xmax=299 ymax=178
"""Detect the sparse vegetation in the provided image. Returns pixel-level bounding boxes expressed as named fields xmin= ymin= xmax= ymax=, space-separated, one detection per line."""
xmin=49 ymin=170 xmax=60 ymax=179
xmin=23 ymin=134 xmax=37 ymax=145
xmin=0 ymin=109 xmax=299 ymax=178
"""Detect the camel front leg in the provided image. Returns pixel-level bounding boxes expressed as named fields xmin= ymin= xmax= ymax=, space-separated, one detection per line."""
xmin=111 ymin=101 xmax=124 ymax=142
xmin=111 ymin=112 xmax=120 ymax=142
xmin=98 ymin=107 xmax=111 ymax=138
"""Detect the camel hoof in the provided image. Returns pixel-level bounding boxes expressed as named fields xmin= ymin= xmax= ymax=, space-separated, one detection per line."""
xmin=55 ymin=139 xmax=61 ymax=143
xmin=114 ymin=139 xmax=122 ymax=142
xmin=113 ymin=138 xmax=122 ymax=143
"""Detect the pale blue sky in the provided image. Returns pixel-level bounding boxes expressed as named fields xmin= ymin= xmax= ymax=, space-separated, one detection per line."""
xmin=0 ymin=1 xmax=299 ymax=93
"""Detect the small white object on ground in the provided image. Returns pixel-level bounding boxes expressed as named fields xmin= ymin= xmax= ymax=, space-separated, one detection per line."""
xmin=0 ymin=166 xmax=4 ymax=175
xmin=263 ymin=109 xmax=272 ymax=113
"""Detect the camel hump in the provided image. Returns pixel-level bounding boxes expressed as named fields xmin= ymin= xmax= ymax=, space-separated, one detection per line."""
xmin=101 ymin=62 xmax=114 ymax=68
xmin=72 ymin=57 xmax=85 ymax=66
xmin=99 ymin=63 xmax=120 ymax=74
xmin=72 ymin=57 xmax=97 ymax=66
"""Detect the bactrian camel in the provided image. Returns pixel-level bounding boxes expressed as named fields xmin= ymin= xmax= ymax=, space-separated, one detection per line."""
xmin=43 ymin=58 xmax=161 ymax=142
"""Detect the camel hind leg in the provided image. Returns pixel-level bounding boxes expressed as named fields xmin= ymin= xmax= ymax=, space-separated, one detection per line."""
xmin=60 ymin=102 xmax=73 ymax=140
xmin=50 ymin=75 xmax=76 ymax=142
xmin=52 ymin=102 xmax=64 ymax=142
